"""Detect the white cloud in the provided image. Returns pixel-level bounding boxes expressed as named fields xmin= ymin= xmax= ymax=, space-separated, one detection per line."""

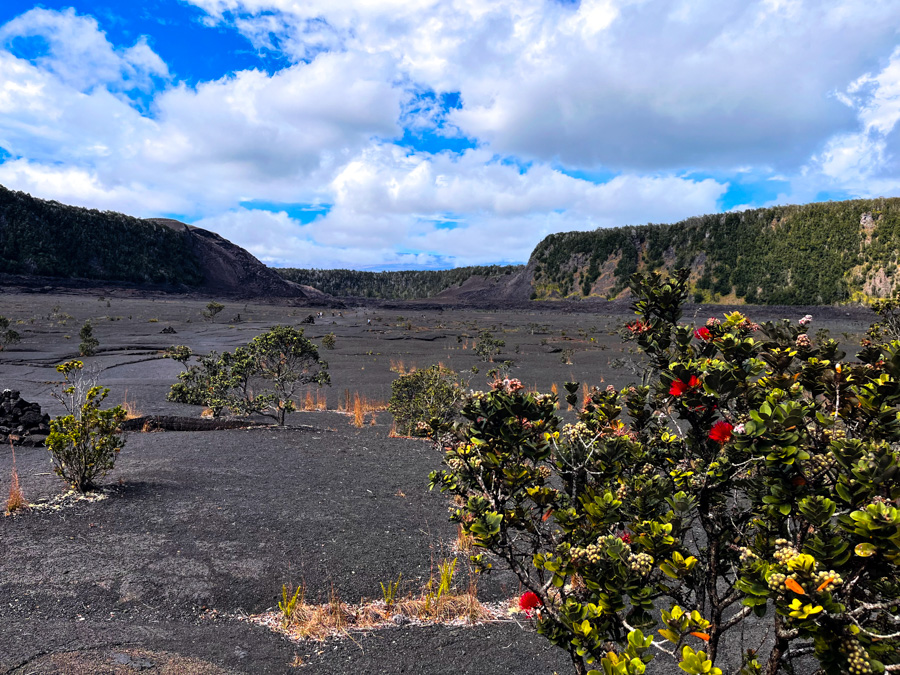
xmin=199 ymin=144 xmax=727 ymax=267
xmin=803 ymin=46 xmax=900 ymax=195
xmin=2 ymin=2 xmax=900 ymax=270
xmin=183 ymin=0 xmax=900 ymax=170
xmin=0 ymin=8 xmax=168 ymax=92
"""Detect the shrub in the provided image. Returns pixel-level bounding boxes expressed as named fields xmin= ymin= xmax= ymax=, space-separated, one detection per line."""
xmin=164 ymin=344 xmax=193 ymax=370
xmin=473 ymin=331 xmax=505 ymax=362
xmin=389 ymin=364 xmax=465 ymax=436
xmin=202 ymin=301 xmax=224 ymax=322
xmin=166 ymin=326 xmax=330 ymax=425
xmin=430 ymin=270 xmax=900 ymax=675
xmin=0 ymin=315 xmax=21 ymax=350
xmin=46 ymin=361 xmax=126 ymax=493
xmin=166 ymin=350 xmax=232 ymax=414
xmin=322 ymin=333 xmax=336 ymax=350
xmin=78 ymin=320 xmax=99 ymax=356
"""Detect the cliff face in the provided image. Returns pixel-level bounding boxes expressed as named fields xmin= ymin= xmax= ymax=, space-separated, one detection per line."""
xmin=520 ymin=198 xmax=900 ymax=305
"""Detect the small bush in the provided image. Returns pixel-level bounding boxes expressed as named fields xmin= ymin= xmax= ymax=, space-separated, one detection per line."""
xmin=389 ymin=364 xmax=464 ymax=436
xmin=46 ymin=361 xmax=126 ymax=493
xmin=322 ymin=333 xmax=336 ymax=350
xmin=0 ymin=316 xmax=21 ymax=350
xmin=473 ymin=330 xmax=505 ymax=362
xmin=202 ymin=301 xmax=224 ymax=322
xmin=78 ymin=320 xmax=99 ymax=356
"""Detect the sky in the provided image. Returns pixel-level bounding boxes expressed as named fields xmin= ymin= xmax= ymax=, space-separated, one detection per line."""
xmin=1 ymin=1 xmax=900 ymax=270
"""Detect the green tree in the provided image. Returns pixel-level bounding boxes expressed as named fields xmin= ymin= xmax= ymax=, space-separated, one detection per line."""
xmin=202 ymin=301 xmax=224 ymax=322
xmin=430 ymin=270 xmax=900 ymax=675
xmin=78 ymin=320 xmax=99 ymax=356
xmin=166 ymin=326 xmax=329 ymax=425
xmin=46 ymin=361 xmax=126 ymax=493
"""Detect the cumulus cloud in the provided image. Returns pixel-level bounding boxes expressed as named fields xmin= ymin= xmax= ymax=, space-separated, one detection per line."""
xmin=1 ymin=2 xmax=900 ymax=270
xmin=184 ymin=0 xmax=900 ymax=170
xmin=0 ymin=8 xmax=168 ymax=92
xmin=199 ymin=144 xmax=727 ymax=268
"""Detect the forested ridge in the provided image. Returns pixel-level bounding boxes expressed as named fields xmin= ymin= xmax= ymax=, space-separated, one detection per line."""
xmin=275 ymin=265 xmax=524 ymax=299
xmin=5 ymin=181 xmax=900 ymax=306
xmin=0 ymin=185 xmax=203 ymax=286
xmin=531 ymin=198 xmax=900 ymax=304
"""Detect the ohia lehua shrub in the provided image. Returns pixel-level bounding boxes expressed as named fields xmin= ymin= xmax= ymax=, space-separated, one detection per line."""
xmin=430 ymin=269 xmax=899 ymax=675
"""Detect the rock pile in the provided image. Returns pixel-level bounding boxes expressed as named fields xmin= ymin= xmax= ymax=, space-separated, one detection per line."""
xmin=0 ymin=389 xmax=51 ymax=446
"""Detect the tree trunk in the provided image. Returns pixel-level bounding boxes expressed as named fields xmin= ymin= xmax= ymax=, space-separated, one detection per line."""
xmin=570 ymin=649 xmax=588 ymax=675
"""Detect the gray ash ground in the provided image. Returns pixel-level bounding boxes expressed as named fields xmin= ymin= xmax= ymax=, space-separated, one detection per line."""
xmin=0 ymin=290 xmax=873 ymax=674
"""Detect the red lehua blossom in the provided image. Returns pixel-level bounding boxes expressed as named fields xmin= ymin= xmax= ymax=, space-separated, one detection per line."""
xmin=619 ymin=532 xmax=632 ymax=544
xmin=670 ymin=375 xmax=700 ymax=396
xmin=669 ymin=379 xmax=688 ymax=396
xmin=694 ymin=327 xmax=711 ymax=340
xmin=709 ymin=421 xmax=733 ymax=444
xmin=519 ymin=591 xmax=542 ymax=615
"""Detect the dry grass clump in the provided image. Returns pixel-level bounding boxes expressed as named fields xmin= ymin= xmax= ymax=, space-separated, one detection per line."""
xmin=300 ymin=390 xmax=328 ymax=412
xmin=389 ymin=359 xmax=417 ymax=375
xmin=348 ymin=393 xmax=387 ymax=427
xmin=121 ymin=390 xmax=142 ymax=420
xmin=6 ymin=444 xmax=28 ymax=515
xmin=258 ymin=560 xmax=499 ymax=644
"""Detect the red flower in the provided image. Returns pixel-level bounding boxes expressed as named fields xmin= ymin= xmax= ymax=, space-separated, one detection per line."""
xmin=709 ymin=421 xmax=733 ymax=444
xmin=670 ymin=376 xmax=701 ymax=396
xmin=519 ymin=591 xmax=542 ymax=615
xmin=619 ymin=532 xmax=632 ymax=544
xmin=694 ymin=327 xmax=711 ymax=340
xmin=669 ymin=379 xmax=688 ymax=396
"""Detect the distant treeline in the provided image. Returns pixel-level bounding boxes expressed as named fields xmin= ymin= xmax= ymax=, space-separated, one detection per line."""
xmin=531 ymin=198 xmax=900 ymax=305
xmin=275 ymin=265 xmax=524 ymax=299
xmin=0 ymin=185 xmax=203 ymax=286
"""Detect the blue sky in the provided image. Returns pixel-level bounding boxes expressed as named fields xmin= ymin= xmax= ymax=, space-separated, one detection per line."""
xmin=1 ymin=1 xmax=900 ymax=270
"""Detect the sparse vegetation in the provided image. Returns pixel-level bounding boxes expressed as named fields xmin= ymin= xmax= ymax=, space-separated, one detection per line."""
xmin=5 ymin=445 xmax=28 ymax=514
xmin=46 ymin=361 xmax=126 ymax=493
xmin=473 ymin=330 xmax=505 ymax=362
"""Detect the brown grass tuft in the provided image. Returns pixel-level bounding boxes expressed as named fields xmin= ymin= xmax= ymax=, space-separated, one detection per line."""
xmin=260 ymin=566 xmax=496 ymax=644
xmin=6 ymin=444 xmax=28 ymax=514
xmin=352 ymin=393 xmax=365 ymax=427
xmin=121 ymin=390 xmax=142 ymax=420
xmin=303 ymin=391 xmax=315 ymax=411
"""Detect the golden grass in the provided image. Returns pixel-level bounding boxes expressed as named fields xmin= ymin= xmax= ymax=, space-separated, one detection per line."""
xmin=261 ymin=574 xmax=497 ymax=644
xmin=390 ymin=358 xmax=416 ymax=375
xmin=350 ymin=393 xmax=388 ymax=427
xmin=6 ymin=444 xmax=28 ymax=514
xmin=121 ymin=389 xmax=142 ymax=420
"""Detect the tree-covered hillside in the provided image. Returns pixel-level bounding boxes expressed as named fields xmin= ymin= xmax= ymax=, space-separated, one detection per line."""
xmin=275 ymin=265 xmax=524 ymax=299
xmin=531 ymin=198 xmax=900 ymax=304
xmin=0 ymin=185 xmax=203 ymax=286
